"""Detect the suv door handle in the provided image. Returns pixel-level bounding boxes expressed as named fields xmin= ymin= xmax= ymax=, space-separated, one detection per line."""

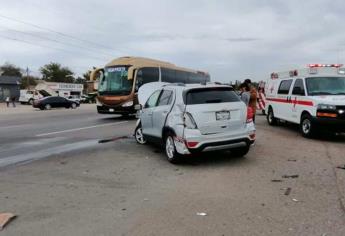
xmin=162 ymin=111 xmax=168 ymax=114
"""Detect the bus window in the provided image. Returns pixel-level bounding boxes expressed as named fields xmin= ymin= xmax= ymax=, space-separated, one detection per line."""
xmin=175 ymin=71 xmax=187 ymax=83
xmin=136 ymin=67 xmax=159 ymax=88
xmin=161 ymin=68 xmax=176 ymax=83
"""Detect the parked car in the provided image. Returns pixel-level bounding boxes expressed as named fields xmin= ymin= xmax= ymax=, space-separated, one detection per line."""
xmin=134 ymin=83 xmax=256 ymax=163
xmin=80 ymin=93 xmax=97 ymax=104
xmin=33 ymin=96 xmax=80 ymax=110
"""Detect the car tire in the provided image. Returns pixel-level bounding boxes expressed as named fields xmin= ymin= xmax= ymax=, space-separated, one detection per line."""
xmin=164 ymin=134 xmax=181 ymax=164
xmin=231 ymin=145 xmax=250 ymax=157
xmin=134 ymin=125 xmax=146 ymax=145
xmin=267 ymin=107 xmax=277 ymax=126
xmin=45 ymin=104 xmax=51 ymax=110
xmin=262 ymin=109 xmax=266 ymax=115
xmin=39 ymin=107 xmax=44 ymax=110
xmin=71 ymin=103 xmax=77 ymax=109
xmin=28 ymin=99 xmax=34 ymax=105
xmin=300 ymin=114 xmax=316 ymax=138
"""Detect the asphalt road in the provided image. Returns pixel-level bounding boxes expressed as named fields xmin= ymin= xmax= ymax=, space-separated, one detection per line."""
xmin=0 ymin=104 xmax=136 ymax=167
xmin=1 ymin=104 xmax=345 ymax=235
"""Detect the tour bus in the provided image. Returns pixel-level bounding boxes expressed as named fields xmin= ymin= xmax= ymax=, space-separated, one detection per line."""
xmin=90 ymin=56 xmax=210 ymax=116
xmin=265 ymin=64 xmax=345 ymax=137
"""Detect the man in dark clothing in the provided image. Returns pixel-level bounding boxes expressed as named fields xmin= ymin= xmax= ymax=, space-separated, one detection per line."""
xmin=11 ymin=96 xmax=16 ymax=107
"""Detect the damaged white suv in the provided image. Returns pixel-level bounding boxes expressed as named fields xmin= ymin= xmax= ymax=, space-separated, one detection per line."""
xmin=134 ymin=83 xmax=256 ymax=163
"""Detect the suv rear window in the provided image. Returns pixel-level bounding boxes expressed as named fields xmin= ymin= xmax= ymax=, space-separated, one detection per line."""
xmin=184 ymin=87 xmax=239 ymax=105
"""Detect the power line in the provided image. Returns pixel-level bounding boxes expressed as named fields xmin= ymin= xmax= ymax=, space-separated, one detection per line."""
xmin=0 ymin=13 xmax=123 ymax=53
xmin=0 ymin=24 xmax=115 ymax=58
xmin=0 ymin=34 xmax=108 ymax=62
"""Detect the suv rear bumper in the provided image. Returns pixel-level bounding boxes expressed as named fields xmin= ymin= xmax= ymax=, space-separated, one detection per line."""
xmin=188 ymin=138 xmax=254 ymax=153
xmin=174 ymin=123 xmax=256 ymax=155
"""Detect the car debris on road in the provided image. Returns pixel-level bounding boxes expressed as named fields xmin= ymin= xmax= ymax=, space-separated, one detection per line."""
xmin=282 ymin=174 xmax=299 ymax=178
xmin=0 ymin=213 xmax=16 ymax=231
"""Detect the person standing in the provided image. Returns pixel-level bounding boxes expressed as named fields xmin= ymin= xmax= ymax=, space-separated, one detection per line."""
xmin=244 ymin=79 xmax=257 ymax=122
xmin=239 ymin=83 xmax=250 ymax=106
xmin=5 ymin=96 xmax=10 ymax=107
xmin=11 ymin=96 xmax=16 ymax=107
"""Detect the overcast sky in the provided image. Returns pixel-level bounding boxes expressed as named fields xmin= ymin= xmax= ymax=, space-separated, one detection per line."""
xmin=1 ymin=0 xmax=344 ymax=82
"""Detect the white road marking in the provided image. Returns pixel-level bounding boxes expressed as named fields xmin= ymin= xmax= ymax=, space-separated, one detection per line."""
xmin=35 ymin=121 xmax=128 ymax=137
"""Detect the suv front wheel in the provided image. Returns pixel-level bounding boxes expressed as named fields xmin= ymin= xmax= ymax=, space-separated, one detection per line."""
xmin=165 ymin=135 xmax=181 ymax=164
xmin=134 ymin=125 xmax=146 ymax=144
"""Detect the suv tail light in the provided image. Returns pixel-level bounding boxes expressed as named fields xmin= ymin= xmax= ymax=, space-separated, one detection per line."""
xmin=246 ymin=107 xmax=254 ymax=123
xmin=184 ymin=112 xmax=198 ymax=129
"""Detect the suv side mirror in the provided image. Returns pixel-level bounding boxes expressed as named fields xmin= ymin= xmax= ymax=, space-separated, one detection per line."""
xmin=134 ymin=104 xmax=142 ymax=110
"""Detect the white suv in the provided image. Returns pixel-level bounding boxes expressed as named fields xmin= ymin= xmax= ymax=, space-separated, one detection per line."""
xmin=134 ymin=83 xmax=256 ymax=163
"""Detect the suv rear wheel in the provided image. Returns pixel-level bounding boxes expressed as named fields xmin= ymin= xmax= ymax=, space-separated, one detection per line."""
xmin=165 ymin=134 xmax=181 ymax=164
xmin=267 ymin=107 xmax=277 ymax=125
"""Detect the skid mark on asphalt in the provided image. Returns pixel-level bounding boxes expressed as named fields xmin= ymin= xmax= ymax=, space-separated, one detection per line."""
xmin=0 ymin=139 xmax=99 ymax=168
xmin=98 ymin=136 xmax=132 ymax=143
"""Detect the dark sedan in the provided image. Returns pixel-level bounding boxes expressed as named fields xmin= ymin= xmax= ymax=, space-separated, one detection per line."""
xmin=33 ymin=96 xmax=80 ymax=110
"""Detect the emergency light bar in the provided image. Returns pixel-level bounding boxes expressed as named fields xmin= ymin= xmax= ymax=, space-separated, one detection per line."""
xmin=308 ymin=64 xmax=343 ymax=68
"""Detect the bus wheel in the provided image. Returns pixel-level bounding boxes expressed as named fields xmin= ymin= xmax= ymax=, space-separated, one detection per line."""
xmin=300 ymin=114 xmax=316 ymax=138
xmin=267 ymin=107 xmax=277 ymax=125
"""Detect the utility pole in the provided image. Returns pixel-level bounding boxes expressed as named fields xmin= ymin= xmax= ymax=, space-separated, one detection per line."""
xmin=26 ymin=67 xmax=29 ymax=89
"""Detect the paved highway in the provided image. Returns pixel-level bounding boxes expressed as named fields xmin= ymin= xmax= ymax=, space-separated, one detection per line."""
xmin=0 ymin=104 xmax=345 ymax=235
xmin=0 ymin=104 xmax=136 ymax=167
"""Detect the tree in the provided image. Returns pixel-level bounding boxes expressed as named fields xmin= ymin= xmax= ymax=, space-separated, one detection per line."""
xmin=20 ymin=75 xmax=39 ymax=89
xmin=0 ymin=62 xmax=22 ymax=77
xmin=40 ymin=62 xmax=74 ymax=83
xmin=82 ymin=70 xmax=91 ymax=81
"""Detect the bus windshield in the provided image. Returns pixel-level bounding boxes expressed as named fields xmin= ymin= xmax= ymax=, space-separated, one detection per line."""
xmin=99 ymin=66 xmax=132 ymax=95
xmin=306 ymin=77 xmax=345 ymax=96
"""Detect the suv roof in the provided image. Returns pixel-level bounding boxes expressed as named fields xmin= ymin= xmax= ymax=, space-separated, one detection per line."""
xmin=163 ymin=83 xmax=233 ymax=92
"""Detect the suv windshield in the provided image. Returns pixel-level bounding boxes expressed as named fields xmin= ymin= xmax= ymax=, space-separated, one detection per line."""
xmin=306 ymin=77 xmax=345 ymax=95
xmin=184 ymin=87 xmax=240 ymax=105
xmin=99 ymin=66 xmax=132 ymax=95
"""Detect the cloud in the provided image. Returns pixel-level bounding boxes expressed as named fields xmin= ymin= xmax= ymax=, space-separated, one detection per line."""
xmin=0 ymin=0 xmax=345 ymax=82
xmin=225 ymin=37 xmax=260 ymax=42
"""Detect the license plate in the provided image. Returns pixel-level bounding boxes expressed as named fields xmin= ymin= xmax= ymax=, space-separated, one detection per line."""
xmin=216 ymin=111 xmax=230 ymax=120
xmin=109 ymin=108 xmax=114 ymax=112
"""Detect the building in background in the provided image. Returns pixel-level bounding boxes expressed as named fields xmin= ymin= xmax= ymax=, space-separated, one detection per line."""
xmin=35 ymin=81 xmax=84 ymax=98
xmin=0 ymin=76 xmax=21 ymax=102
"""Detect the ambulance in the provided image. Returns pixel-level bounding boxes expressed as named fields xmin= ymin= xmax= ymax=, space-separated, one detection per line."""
xmin=265 ymin=64 xmax=345 ymax=137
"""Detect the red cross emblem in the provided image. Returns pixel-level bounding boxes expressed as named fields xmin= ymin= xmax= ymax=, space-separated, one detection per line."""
xmin=293 ymin=97 xmax=297 ymax=108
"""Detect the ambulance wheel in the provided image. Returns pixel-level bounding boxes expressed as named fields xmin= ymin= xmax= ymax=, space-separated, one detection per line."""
xmin=267 ymin=107 xmax=277 ymax=125
xmin=300 ymin=114 xmax=316 ymax=138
